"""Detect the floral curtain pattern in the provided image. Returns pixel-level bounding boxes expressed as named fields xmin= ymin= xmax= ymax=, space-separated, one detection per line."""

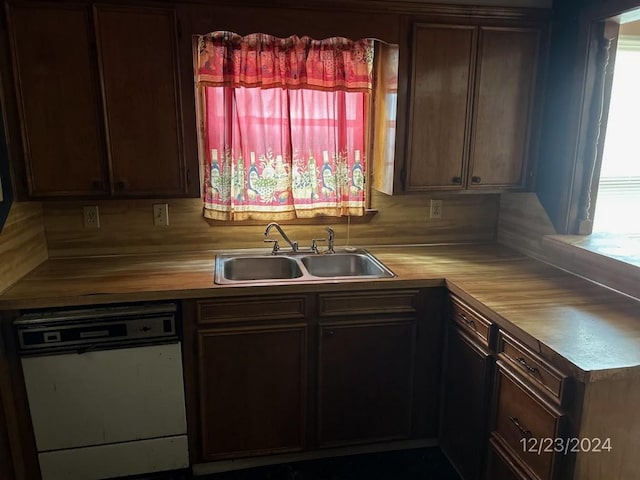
xmin=197 ymin=31 xmax=374 ymax=92
xmin=197 ymin=32 xmax=373 ymax=221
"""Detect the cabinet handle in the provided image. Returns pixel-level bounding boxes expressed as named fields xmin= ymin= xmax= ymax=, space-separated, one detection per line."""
xmin=509 ymin=416 xmax=532 ymax=438
xmin=325 ymin=330 xmax=335 ymax=337
xmin=451 ymin=176 xmax=462 ymax=185
xmin=471 ymin=176 xmax=482 ymax=184
xmin=516 ymin=357 xmax=540 ymax=375
xmin=457 ymin=313 xmax=477 ymax=331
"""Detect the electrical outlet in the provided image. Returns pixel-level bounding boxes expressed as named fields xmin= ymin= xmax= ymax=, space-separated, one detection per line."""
xmin=430 ymin=200 xmax=443 ymax=219
xmin=153 ymin=203 xmax=169 ymax=226
xmin=83 ymin=206 xmax=100 ymax=229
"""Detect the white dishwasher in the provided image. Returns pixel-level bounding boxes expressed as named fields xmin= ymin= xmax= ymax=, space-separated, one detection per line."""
xmin=15 ymin=303 xmax=189 ymax=480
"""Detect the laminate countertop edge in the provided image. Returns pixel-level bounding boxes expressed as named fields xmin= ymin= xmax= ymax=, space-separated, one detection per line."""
xmin=1 ymin=244 xmax=639 ymax=384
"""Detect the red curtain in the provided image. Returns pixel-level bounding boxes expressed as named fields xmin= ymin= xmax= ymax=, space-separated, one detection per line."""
xmin=197 ymin=32 xmax=372 ymax=221
xmin=198 ymin=32 xmax=373 ymax=92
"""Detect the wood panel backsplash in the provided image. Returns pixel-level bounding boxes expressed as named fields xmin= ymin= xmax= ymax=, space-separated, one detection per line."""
xmin=497 ymin=192 xmax=556 ymax=259
xmin=0 ymin=202 xmax=48 ymax=293
xmin=43 ymin=192 xmax=499 ymax=258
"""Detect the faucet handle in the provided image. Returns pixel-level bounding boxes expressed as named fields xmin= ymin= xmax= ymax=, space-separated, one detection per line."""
xmin=264 ymin=238 xmax=280 ymax=254
xmin=310 ymin=238 xmax=326 ymax=254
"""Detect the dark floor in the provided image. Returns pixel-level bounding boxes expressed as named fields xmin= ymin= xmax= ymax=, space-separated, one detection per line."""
xmin=200 ymin=448 xmax=461 ymax=480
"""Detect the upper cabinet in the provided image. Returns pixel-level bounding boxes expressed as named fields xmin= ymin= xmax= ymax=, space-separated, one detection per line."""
xmin=6 ymin=2 xmax=198 ymax=199
xmin=7 ymin=4 xmax=108 ymax=197
xmin=94 ymin=6 xmax=189 ymax=197
xmin=405 ymin=21 xmax=544 ymax=192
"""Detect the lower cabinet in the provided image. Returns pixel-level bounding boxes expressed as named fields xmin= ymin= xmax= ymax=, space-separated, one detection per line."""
xmin=487 ymin=435 xmax=534 ymax=480
xmin=318 ymin=319 xmax=416 ymax=446
xmin=440 ymin=324 xmax=493 ymax=480
xmin=183 ymin=288 xmax=440 ymax=464
xmin=197 ymin=326 xmax=307 ymax=459
xmin=185 ymin=295 xmax=309 ymax=461
xmin=440 ymin=297 xmax=494 ymax=480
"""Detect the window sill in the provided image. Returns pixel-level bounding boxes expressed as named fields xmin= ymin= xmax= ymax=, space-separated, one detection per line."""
xmin=204 ymin=209 xmax=378 ymax=227
xmin=542 ymin=233 xmax=640 ymax=300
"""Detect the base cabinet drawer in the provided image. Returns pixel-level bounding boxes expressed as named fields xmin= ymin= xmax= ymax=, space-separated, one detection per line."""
xmin=492 ymin=363 xmax=567 ymax=480
xmin=487 ymin=435 xmax=534 ymax=480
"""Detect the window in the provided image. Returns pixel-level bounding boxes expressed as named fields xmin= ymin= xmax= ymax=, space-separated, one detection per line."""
xmin=194 ymin=32 xmax=395 ymax=222
xmin=592 ymin=31 xmax=640 ymax=241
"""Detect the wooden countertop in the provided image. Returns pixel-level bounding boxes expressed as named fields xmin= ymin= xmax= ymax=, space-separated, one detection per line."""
xmin=1 ymin=244 xmax=639 ymax=383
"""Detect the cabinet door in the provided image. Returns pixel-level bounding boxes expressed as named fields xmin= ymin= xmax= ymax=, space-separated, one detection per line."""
xmin=406 ymin=24 xmax=475 ymax=191
xmin=440 ymin=325 xmax=493 ymax=480
xmin=95 ymin=6 xmax=190 ymax=197
xmin=197 ymin=326 xmax=306 ymax=460
xmin=318 ymin=319 xmax=416 ymax=446
xmin=469 ymin=27 xmax=540 ymax=189
xmin=7 ymin=4 xmax=107 ymax=197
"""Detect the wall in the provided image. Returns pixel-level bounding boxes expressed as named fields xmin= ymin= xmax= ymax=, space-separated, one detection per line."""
xmin=42 ymin=192 xmax=499 ymax=257
xmin=0 ymin=202 xmax=47 ymax=293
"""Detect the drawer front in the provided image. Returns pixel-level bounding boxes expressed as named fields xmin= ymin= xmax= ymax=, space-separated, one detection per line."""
xmin=487 ymin=435 xmax=535 ymax=480
xmin=498 ymin=330 xmax=568 ymax=405
xmin=450 ymin=296 xmax=492 ymax=347
xmin=493 ymin=363 xmax=566 ymax=480
xmin=197 ymin=296 xmax=307 ymax=324
xmin=319 ymin=290 xmax=418 ymax=317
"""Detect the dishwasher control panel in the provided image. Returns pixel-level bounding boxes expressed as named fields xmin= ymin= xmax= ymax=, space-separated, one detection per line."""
xmin=15 ymin=303 xmax=178 ymax=353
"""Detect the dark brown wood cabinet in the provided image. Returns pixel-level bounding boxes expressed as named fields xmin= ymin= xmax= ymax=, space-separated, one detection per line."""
xmin=487 ymin=436 xmax=534 ymax=480
xmin=317 ymin=319 xmax=416 ymax=446
xmin=197 ymin=326 xmax=307 ymax=459
xmin=440 ymin=324 xmax=493 ymax=480
xmin=490 ymin=328 xmax=573 ymax=480
xmin=6 ymin=3 xmax=108 ymax=197
xmin=183 ymin=288 xmax=439 ymax=463
xmin=469 ymin=27 xmax=541 ymax=189
xmin=6 ymin=2 xmax=197 ymax=199
xmin=95 ymin=5 xmax=190 ymax=197
xmin=406 ymin=22 xmax=544 ymax=192
xmin=186 ymin=296 xmax=308 ymax=461
xmin=406 ymin=24 xmax=474 ymax=191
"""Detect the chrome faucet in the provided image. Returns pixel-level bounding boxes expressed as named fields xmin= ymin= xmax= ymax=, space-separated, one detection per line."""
xmin=311 ymin=227 xmax=335 ymax=254
xmin=326 ymin=227 xmax=335 ymax=254
xmin=264 ymin=222 xmax=298 ymax=254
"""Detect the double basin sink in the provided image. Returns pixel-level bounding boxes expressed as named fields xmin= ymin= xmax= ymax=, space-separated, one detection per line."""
xmin=215 ymin=248 xmax=395 ymax=284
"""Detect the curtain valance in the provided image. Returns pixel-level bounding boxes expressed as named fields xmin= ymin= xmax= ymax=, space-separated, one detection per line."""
xmin=197 ymin=32 xmax=374 ymax=92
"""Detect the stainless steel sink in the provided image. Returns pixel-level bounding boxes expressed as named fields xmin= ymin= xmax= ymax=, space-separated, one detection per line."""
xmin=221 ymin=256 xmax=303 ymax=281
xmin=300 ymin=252 xmax=393 ymax=278
xmin=214 ymin=248 xmax=395 ymax=284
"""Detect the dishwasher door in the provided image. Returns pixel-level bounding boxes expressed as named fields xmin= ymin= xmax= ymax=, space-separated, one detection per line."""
xmin=21 ymin=342 xmax=188 ymax=479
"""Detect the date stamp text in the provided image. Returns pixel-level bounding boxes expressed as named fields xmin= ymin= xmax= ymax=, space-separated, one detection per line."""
xmin=521 ymin=437 xmax=612 ymax=455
